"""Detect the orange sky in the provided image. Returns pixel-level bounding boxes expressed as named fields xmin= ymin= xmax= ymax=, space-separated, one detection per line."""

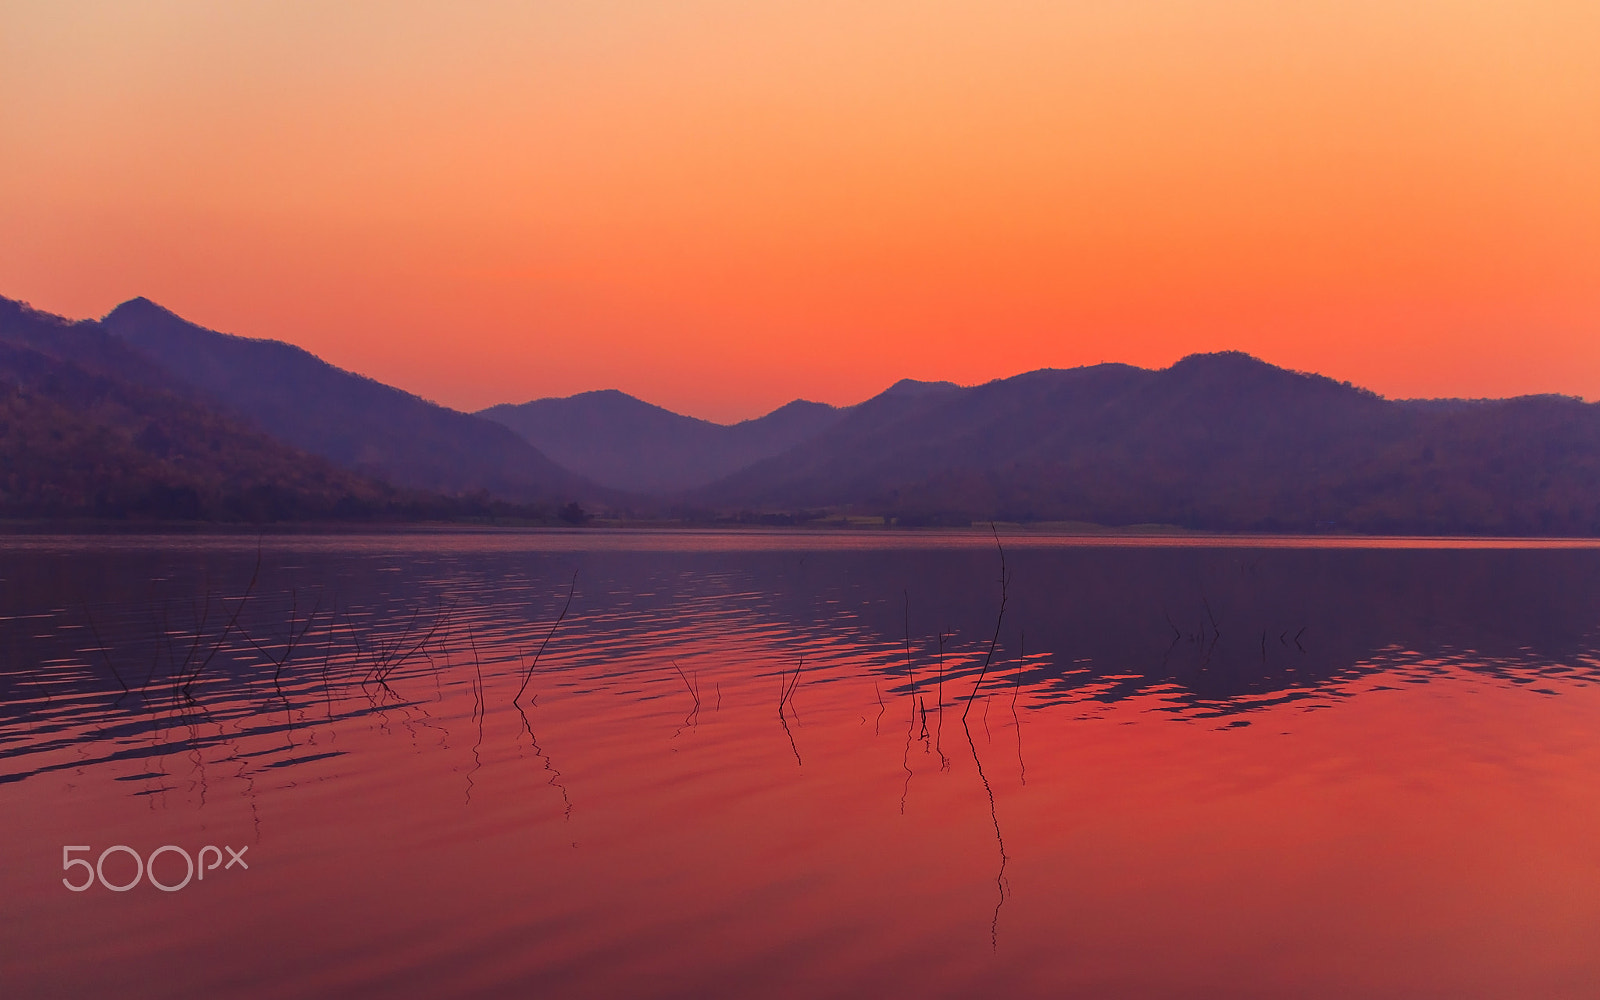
xmin=2 ymin=1 xmax=1597 ymax=422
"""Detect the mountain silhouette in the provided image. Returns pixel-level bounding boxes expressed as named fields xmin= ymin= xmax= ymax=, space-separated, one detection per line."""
xmin=479 ymin=389 xmax=842 ymax=493
xmin=9 ymin=288 xmax=1600 ymax=534
xmin=700 ymin=352 xmax=1600 ymax=534
xmin=101 ymin=297 xmax=597 ymax=504
xmin=0 ymin=297 xmax=396 ymax=519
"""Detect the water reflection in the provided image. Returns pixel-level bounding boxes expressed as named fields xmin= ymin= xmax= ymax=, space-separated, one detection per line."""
xmin=6 ymin=536 xmax=1600 ymax=820
xmin=5 ymin=533 xmax=1600 ymax=998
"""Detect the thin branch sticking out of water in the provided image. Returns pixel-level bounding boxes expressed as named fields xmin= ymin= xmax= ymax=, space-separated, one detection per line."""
xmin=1014 ymin=630 xmax=1026 ymax=787
xmin=140 ymin=600 xmax=170 ymax=692
xmin=778 ymin=659 xmax=803 ymax=766
xmin=515 ymin=571 xmax=578 ymax=705
xmin=903 ymin=590 xmax=917 ymax=712
xmin=935 ymin=629 xmax=951 ymax=771
xmin=181 ymin=548 xmax=261 ymax=697
xmin=79 ymin=601 xmax=128 ymax=696
xmin=671 ymin=658 xmax=701 ymax=737
xmin=465 ymin=625 xmax=485 ymax=805
xmin=176 ymin=593 xmax=213 ymax=690
xmin=963 ymin=525 xmax=1010 ymax=722
xmin=239 ymin=590 xmax=323 ymax=695
xmin=364 ymin=607 xmax=420 ymax=684
xmin=901 ymin=591 xmax=917 ymax=812
xmin=367 ymin=603 xmax=449 ymax=687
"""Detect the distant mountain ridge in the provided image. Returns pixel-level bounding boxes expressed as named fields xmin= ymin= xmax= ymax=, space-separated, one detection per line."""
xmin=698 ymin=352 xmax=1600 ymax=534
xmin=6 ymin=289 xmax=1599 ymax=534
xmin=0 ymin=297 xmax=394 ymax=519
xmin=101 ymin=297 xmax=597 ymax=504
xmin=479 ymin=390 xmax=843 ymax=493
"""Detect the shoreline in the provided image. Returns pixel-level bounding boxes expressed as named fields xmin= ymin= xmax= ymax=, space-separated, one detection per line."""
xmin=4 ymin=521 xmax=1600 ymax=549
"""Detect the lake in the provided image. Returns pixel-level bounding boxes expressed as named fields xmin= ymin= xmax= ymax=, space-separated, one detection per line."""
xmin=5 ymin=530 xmax=1600 ymax=998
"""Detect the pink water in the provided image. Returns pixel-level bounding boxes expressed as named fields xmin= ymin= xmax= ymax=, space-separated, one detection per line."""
xmin=4 ymin=531 xmax=1600 ymax=998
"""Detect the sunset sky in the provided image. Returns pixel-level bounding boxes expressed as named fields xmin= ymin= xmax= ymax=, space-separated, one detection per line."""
xmin=3 ymin=1 xmax=1597 ymax=422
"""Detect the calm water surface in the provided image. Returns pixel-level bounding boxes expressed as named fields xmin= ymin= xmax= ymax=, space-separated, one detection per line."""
xmin=4 ymin=530 xmax=1600 ymax=998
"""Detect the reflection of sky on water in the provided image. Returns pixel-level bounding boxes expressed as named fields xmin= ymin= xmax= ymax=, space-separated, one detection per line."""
xmin=5 ymin=532 xmax=1600 ymax=998
xmin=8 ymin=532 xmax=1600 ymax=729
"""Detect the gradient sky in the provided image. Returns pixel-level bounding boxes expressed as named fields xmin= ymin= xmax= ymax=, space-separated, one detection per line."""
xmin=3 ymin=1 xmax=1597 ymax=422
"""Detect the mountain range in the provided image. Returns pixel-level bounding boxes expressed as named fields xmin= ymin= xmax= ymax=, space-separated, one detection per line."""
xmin=3 ymin=292 xmax=1598 ymax=534
xmin=101 ymin=298 xmax=591 ymax=503
xmin=0 ymin=298 xmax=389 ymax=519
xmin=700 ymin=354 xmax=1600 ymax=534
xmin=478 ymin=391 xmax=842 ymax=493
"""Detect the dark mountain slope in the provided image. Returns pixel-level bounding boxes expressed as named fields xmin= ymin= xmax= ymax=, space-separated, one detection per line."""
xmin=0 ymin=298 xmax=394 ymax=519
xmin=479 ymin=389 xmax=842 ymax=493
xmin=703 ymin=353 xmax=1600 ymax=534
xmin=0 ymin=296 xmax=181 ymax=389
xmin=101 ymin=298 xmax=596 ymax=503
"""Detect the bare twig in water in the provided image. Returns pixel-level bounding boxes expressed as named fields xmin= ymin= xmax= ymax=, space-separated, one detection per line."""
xmin=1013 ymin=630 xmax=1026 ymax=786
xmin=465 ymin=626 xmax=485 ymax=805
xmin=670 ymin=658 xmax=702 ymax=736
xmin=903 ymin=590 xmax=917 ymax=710
xmin=140 ymin=599 xmax=170 ymax=691
xmin=671 ymin=658 xmax=702 ymax=707
xmin=371 ymin=602 xmax=449 ymax=686
xmin=364 ymin=607 xmax=420 ymax=685
xmin=279 ymin=598 xmax=322 ymax=688
xmin=239 ymin=590 xmax=323 ymax=694
xmin=467 ymin=625 xmax=485 ymax=720
xmin=175 ymin=593 xmax=213 ymax=690
xmin=777 ymin=659 xmax=803 ymax=765
xmin=515 ymin=571 xmax=578 ymax=704
xmin=79 ymin=601 xmax=128 ymax=696
xmin=335 ymin=604 xmax=364 ymax=673
xmin=182 ymin=547 xmax=262 ymax=696
xmin=963 ymin=524 xmax=1010 ymax=721
xmin=935 ymin=629 xmax=951 ymax=771
xmin=319 ymin=602 xmax=338 ymax=719
xmin=781 ymin=659 xmax=803 ymax=714
xmin=901 ymin=590 xmax=918 ymax=812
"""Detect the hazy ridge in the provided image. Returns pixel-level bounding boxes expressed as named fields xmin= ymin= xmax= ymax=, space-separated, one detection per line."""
xmin=5 ymin=292 xmax=1599 ymax=534
xmin=0 ymin=298 xmax=393 ymax=519
xmin=478 ymin=390 xmax=842 ymax=493
xmin=698 ymin=353 xmax=1600 ymax=534
xmin=101 ymin=298 xmax=595 ymax=504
